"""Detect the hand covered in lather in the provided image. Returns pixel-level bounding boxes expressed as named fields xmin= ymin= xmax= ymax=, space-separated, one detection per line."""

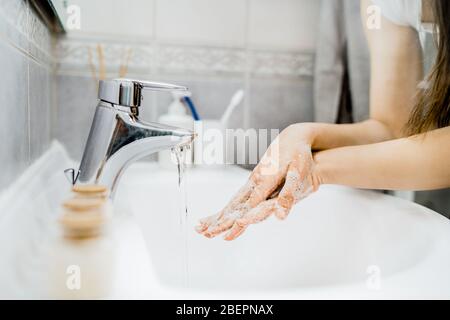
xmin=196 ymin=124 xmax=321 ymax=241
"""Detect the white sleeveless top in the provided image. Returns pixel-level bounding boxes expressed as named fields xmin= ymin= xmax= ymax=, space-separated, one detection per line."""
xmin=371 ymin=0 xmax=437 ymax=75
xmin=371 ymin=0 xmax=434 ymax=44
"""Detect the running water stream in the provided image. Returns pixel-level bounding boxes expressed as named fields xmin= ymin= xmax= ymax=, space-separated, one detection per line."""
xmin=173 ymin=145 xmax=190 ymax=287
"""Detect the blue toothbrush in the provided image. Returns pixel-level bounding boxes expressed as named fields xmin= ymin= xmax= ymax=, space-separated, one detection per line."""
xmin=183 ymin=96 xmax=201 ymax=121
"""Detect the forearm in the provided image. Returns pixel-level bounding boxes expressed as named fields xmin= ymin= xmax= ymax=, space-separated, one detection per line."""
xmin=314 ymin=127 xmax=450 ymax=191
xmin=300 ymin=0 xmax=424 ymax=152
xmin=295 ymin=119 xmax=395 ymax=151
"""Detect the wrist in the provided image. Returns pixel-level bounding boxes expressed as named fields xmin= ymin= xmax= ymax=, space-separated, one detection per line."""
xmin=312 ymin=150 xmax=333 ymax=186
xmin=284 ymin=123 xmax=319 ymax=146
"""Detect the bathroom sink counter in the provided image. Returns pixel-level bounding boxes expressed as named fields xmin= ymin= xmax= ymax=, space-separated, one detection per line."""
xmin=115 ymin=162 xmax=450 ymax=300
xmin=1 ymin=144 xmax=449 ymax=299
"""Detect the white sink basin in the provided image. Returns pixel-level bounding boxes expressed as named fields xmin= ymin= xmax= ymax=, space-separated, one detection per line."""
xmin=1 ymin=143 xmax=449 ymax=299
xmin=119 ymin=163 xmax=450 ymax=299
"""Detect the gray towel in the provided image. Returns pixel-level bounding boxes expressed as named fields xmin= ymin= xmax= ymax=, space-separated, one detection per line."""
xmin=314 ymin=0 xmax=370 ymax=123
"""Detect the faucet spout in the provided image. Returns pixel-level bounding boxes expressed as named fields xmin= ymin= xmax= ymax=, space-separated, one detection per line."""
xmin=77 ymin=101 xmax=194 ymax=198
xmin=75 ymin=79 xmax=193 ymax=199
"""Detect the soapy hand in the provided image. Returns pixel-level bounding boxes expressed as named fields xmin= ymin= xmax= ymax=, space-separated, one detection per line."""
xmin=196 ymin=124 xmax=321 ymax=241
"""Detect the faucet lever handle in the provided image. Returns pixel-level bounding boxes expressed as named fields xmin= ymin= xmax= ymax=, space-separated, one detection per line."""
xmin=135 ymin=80 xmax=187 ymax=92
xmin=98 ymin=78 xmax=188 ymax=107
xmin=64 ymin=168 xmax=80 ymax=185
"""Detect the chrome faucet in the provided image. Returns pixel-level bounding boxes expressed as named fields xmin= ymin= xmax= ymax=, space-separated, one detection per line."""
xmin=66 ymin=79 xmax=195 ymax=198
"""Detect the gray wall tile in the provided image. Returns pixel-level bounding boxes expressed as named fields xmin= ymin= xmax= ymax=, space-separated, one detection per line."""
xmin=52 ymin=73 xmax=247 ymax=161
xmin=153 ymin=75 xmax=246 ymax=123
xmin=226 ymin=77 xmax=314 ymax=168
xmin=0 ymin=41 xmax=29 ymax=190
xmin=248 ymin=77 xmax=314 ymax=131
xmin=0 ymin=0 xmax=29 ymax=52
xmin=52 ymin=74 xmax=313 ymax=167
xmin=29 ymin=61 xmax=51 ymax=161
xmin=0 ymin=1 xmax=54 ymax=192
xmin=54 ymin=75 xmax=98 ymax=160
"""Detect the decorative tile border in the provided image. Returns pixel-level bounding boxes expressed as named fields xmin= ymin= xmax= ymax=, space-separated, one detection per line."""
xmin=0 ymin=0 xmax=53 ymax=66
xmin=54 ymin=37 xmax=153 ymax=76
xmin=249 ymin=50 xmax=314 ymax=78
xmin=28 ymin=3 xmax=52 ymax=64
xmin=0 ymin=0 xmax=29 ymax=52
xmin=154 ymin=44 xmax=247 ymax=75
xmin=0 ymin=0 xmax=29 ymax=36
xmin=54 ymin=38 xmax=314 ymax=78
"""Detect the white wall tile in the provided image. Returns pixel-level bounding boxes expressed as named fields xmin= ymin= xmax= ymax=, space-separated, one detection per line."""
xmin=67 ymin=0 xmax=154 ymax=38
xmin=155 ymin=0 xmax=247 ymax=47
xmin=62 ymin=0 xmax=321 ymax=51
xmin=248 ymin=0 xmax=321 ymax=51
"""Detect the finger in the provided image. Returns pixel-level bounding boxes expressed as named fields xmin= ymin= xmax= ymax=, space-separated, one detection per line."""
xmin=216 ymin=144 xmax=288 ymax=225
xmin=237 ymin=199 xmax=279 ymax=225
xmin=225 ymin=180 xmax=254 ymax=209
xmin=223 ymin=199 xmax=280 ymax=241
xmin=223 ymin=223 xmax=247 ymax=241
xmin=197 ymin=180 xmax=257 ymax=237
xmin=215 ymin=177 xmax=259 ymax=221
xmin=196 ymin=178 xmax=255 ymax=235
xmin=203 ymin=206 xmax=246 ymax=238
xmin=245 ymin=163 xmax=288 ymax=208
xmin=195 ymin=225 xmax=207 ymax=233
xmin=268 ymin=183 xmax=283 ymax=199
xmin=207 ymin=167 xmax=284 ymax=237
xmin=195 ymin=221 xmax=210 ymax=233
xmin=198 ymin=140 xmax=290 ymax=238
xmin=203 ymin=218 xmax=235 ymax=238
xmin=195 ymin=213 xmax=222 ymax=233
xmin=199 ymin=178 xmax=282 ymax=237
xmin=275 ymin=154 xmax=310 ymax=220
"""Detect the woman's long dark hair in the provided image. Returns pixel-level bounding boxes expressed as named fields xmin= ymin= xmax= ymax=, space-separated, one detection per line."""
xmin=405 ymin=0 xmax=450 ymax=135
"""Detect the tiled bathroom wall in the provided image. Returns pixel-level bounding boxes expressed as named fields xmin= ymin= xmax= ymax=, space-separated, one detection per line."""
xmin=51 ymin=0 xmax=449 ymax=215
xmin=0 ymin=0 xmax=448 ymax=216
xmin=0 ymin=0 xmax=53 ymax=192
xmin=53 ymin=0 xmax=321 ymax=160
